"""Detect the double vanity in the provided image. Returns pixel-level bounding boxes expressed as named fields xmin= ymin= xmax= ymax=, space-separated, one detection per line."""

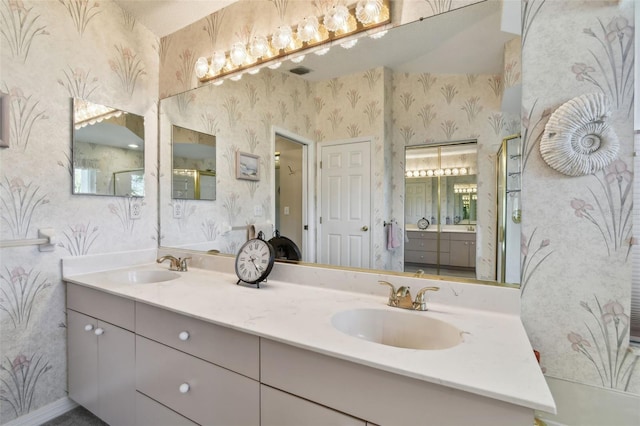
xmin=62 ymin=249 xmax=554 ymax=426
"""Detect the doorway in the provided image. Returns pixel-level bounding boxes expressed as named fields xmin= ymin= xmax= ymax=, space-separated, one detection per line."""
xmin=273 ymin=128 xmax=314 ymax=262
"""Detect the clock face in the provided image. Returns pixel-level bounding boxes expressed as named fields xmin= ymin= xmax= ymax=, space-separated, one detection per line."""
xmin=235 ymin=238 xmax=275 ymax=284
xmin=417 ymin=217 xmax=430 ymax=229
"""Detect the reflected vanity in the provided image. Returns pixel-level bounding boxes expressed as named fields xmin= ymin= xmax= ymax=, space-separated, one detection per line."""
xmin=72 ymin=98 xmax=145 ymax=197
xmin=404 ymin=141 xmax=478 ymax=278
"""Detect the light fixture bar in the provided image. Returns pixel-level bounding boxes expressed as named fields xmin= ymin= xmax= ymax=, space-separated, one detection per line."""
xmin=196 ymin=0 xmax=391 ymax=83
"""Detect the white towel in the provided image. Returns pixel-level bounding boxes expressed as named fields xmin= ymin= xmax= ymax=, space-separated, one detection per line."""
xmin=387 ymin=222 xmax=401 ymax=250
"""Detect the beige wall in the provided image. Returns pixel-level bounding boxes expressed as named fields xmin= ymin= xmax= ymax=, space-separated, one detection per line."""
xmin=0 ymin=0 xmax=638 ymax=424
xmin=0 ymin=0 xmax=159 ymax=422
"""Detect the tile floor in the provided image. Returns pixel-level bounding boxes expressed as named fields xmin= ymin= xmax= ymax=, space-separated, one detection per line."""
xmin=40 ymin=407 xmax=106 ymax=426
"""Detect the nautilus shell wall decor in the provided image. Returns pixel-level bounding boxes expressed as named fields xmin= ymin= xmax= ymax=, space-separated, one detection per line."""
xmin=539 ymin=93 xmax=619 ymax=176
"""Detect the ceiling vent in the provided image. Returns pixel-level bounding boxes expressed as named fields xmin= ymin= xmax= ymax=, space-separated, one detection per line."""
xmin=289 ymin=66 xmax=312 ymax=75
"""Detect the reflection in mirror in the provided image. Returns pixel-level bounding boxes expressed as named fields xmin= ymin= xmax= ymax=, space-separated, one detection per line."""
xmin=404 ymin=141 xmax=478 ymax=279
xmin=72 ymin=98 xmax=144 ymax=196
xmin=172 ymin=125 xmax=216 ymax=200
xmin=158 ymin=0 xmax=521 ymax=287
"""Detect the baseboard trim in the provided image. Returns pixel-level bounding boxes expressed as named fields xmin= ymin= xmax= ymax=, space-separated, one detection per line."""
xmin=3 ymin=397 xmax=78 ymax=426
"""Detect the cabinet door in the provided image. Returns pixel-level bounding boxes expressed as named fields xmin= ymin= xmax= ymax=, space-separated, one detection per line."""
xmin=448 ymin=240 xmax=470 ymax=267
xmin=67 ymin=310 xmax=99 ymax=416
xmin=261 ymin=385 xmax=365 ymax=426
xmin=98 ymin=320 xmax=135 ymax=426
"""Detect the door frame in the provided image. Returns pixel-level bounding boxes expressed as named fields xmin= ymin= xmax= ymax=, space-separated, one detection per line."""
xmin=317 ymin=137 xmax=374 ymax=268
xmin=271 ymin=126 xmax=315 ymax=263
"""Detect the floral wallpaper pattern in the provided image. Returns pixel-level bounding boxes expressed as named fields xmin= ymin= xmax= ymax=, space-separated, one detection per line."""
xmin=0 ymin=0 xmax=159 ymax=422
xmin=520 ymin=0 xmax=638 ymax=394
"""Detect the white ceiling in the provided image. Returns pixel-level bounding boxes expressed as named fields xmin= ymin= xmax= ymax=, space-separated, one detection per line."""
xmin=114 ymin=0 xmax=236 ymax=37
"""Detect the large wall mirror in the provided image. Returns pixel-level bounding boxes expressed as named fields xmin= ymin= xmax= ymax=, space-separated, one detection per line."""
xmin=158 ymin=0 xmax=521 ymax=286
xmin=72 ymin=98 xmax=145 ymax=197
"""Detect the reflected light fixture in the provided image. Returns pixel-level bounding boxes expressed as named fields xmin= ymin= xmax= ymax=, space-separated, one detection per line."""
xmin=340 ymin=39 xmax=358 ymax=49
xmin=272 ymin=25 xmax=294 ymax=51
xmin=249 ymin=35 xmax=270 ymax=59
xmin=290 ymin=55 xmax=305 ymax=63
xmin=230 ymin=42 xmax=248 ymax=66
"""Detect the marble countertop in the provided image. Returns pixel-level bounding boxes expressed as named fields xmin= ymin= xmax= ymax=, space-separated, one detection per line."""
xmin=63 ymin=260 xmax=554 ymax=414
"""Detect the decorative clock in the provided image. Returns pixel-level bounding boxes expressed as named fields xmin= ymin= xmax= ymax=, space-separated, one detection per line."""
xmin=235 ymin=231 xmax=275 ymax=288
xmin=417 ymin=217 xmax=430 ymax=230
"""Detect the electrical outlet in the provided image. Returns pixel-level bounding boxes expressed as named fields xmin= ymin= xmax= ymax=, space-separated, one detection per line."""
xmin=130 ymin=203 xmax=141 ymax=220
xmin=254 ymin=205 xmax=263 ymax=216
xmin=284 ymin=206 xmax=290 ymax=215
xmin=173 ymin=203 xmax=183 ymax=219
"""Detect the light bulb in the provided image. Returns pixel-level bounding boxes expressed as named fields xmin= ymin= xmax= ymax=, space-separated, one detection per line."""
xmin=211 ymin=51 xmax=227 ymax=73
xmin=230 ymin=74 xmax=243 ymax=81
xmin=426 ymin=170 xmax=434 ymax=177
xmin=213 ymin=80 xmax=224 ymax=86
xmin=444 ymin=168 xmax=451 ymax=176
xmin=195 ymin=57 xmax=209 ymax=78
xmin=460 ymin=168 xmax=467 ymax=175
xmin=452 ymin=168 xmax=459 ymax=175
xmin=419 ymin=170 xmax=427 ymax=177
xmin=324 ymin=5 xmax=350 ymax=32
xmin=297 ymin=16 xmax=319 ymax=42
xmin=356 ymin=0 xmax=382 ymax=24
xmin=249 ymin=36 xmax=269 ymax=58
xmin=272 ymin=26 xmax=293 ymax=51
xmin=268 ymin=61 xmax=282 ymax=70
xmin=291 ymin=55 xmax=305 ymax=63
xmin=230 ymin=42 xmax=247 ymax=66
xmin=406 ymin=171 xmax=412 ymax=178
xmin=248 ymin=68 xmax=261 ymax=75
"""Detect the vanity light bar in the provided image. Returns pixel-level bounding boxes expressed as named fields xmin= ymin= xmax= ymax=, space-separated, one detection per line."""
xmin=195 ymin=0 xmax=391 ymax=83
xmin=405 ymin=167 xmax=469 ymax=178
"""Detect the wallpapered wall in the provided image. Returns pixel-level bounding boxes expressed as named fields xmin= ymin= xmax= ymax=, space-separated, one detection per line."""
xmin=0 ymin=0 xmax=159 ymax=422
xmin=521 ymin=0 xmax=638 ymax=394
xmin=0 ymin=0 xmax=638 ymax=424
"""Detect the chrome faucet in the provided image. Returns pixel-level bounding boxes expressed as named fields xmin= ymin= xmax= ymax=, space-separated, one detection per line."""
xmin=156 ymin=255 xmax=191 ymax=272
xmin=378 ymin=280 xmax=440 ymax=311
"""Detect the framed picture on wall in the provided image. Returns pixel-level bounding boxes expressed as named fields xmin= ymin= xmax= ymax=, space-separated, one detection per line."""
xmin=0 ymin=92 xmax=9 ymax=148
xmin=236 ymin=151 xmax=259 ymax=181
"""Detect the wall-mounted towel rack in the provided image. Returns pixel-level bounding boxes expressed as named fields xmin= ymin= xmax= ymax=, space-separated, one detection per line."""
xmin=0 ymin=228 xmax=56 ymax=251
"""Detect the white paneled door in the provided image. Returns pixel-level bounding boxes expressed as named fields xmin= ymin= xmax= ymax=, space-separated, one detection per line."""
xmin=320 ymin=140 xmax=371 ymax=269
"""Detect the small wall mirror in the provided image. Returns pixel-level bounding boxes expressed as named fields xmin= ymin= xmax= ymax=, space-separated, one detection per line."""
xmin=72 ymin=98 xmax=145 ymax=197
xmin=171 ymin=125 xmax=216 ymax=200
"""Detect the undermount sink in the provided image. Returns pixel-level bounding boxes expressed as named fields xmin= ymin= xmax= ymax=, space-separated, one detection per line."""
xmin=331 ymin=308 xmax=462 ymax=350
xmin=107 ymin=269 xmax=180 ymax=284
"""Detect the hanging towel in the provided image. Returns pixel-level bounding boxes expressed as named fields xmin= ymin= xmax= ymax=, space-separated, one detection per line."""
xmin=387 ymin=222 xmax=401 ymax=250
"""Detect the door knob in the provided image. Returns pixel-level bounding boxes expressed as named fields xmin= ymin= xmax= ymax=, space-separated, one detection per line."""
xmin=361 ymin=226 xmax=369 ymax=231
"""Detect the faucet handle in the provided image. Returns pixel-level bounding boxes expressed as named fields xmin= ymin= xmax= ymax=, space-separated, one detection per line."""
xmin=413 ymin=286 xmax=440 ymax=311
xmin=378 ymin=280 xmax=397 ymax=306
xmin=179 ymin=257 xmax=191 ymax=272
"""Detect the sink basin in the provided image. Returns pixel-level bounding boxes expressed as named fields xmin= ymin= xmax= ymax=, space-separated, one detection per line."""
xmin=331 ymin=308 xmax=462 ymax=350
xmin=107 ymin=270 xmax=180 ymax=284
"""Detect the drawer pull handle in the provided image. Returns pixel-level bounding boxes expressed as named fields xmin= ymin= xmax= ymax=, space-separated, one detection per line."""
xmin=179 ymin=383 xmax=190 ymax=394
xmin=94 ymin=328 xmax=104 ymax=336
xmin=84 ymin=324 xmax=94 ymax=332
xmin=178 ymin=331 xmax=190 ymax=341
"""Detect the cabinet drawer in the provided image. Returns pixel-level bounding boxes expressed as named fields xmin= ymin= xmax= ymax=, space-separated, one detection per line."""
xmin=261 ymin=385 xmax=365 ymax=426
xmin=405 ymin=238 xmax=437 ymax=251
xmin=136 ymin=302 xmax=259 ymax=379
xmin=67 ymin=283 xmax=134 ymax=331
xmin=406 ymin=231 xmax=437 ymax=240
xmin=136 ymin=336 xmax=259 ymax=426
xmin=136 ymin=391 xmax=197 ymax=426
xmin=404 ymin=250 xmax=437 ymax=264
xmin=450 ymin=232 xmax=476 ymax=242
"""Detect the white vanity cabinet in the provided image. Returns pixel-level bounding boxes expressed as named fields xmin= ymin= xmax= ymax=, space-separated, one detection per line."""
xmin=260 ymin=339 xmax=533 ymax=426
xmin=66 ymin=284 xmax=136 ymax=426
xmin=135 ymin=302 xmax=260 ymax=425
